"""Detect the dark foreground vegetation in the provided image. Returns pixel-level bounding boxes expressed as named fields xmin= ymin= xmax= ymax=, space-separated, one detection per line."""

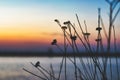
xmin=22 ymin=0 xmax=120 ymax=80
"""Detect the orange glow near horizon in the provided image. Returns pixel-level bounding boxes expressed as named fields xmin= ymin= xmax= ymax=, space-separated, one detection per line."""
xmin=0 ymin=24 xmax=63 ymax=46
xmin=0 ymin=0 xmax=119 ymax=52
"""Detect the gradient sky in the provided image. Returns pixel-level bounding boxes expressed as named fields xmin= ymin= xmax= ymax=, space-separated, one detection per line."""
xmin=0 ymin=0 xmax=120 ymax=52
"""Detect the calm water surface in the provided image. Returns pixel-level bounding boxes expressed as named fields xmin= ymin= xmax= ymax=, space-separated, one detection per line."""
xmin=0 ymin=57 xmax=119 ymax=80
xmin=0 ymin=57 xmax=66 ymax=80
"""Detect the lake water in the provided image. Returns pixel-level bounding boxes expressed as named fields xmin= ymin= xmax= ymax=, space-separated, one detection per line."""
xmin=0 ymin=57 xmax=120 ymax=80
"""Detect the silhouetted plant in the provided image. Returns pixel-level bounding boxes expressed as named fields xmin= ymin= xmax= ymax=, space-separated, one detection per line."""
xmin=23 ymin=0 xmax=120 ymax=80
xmin=51 ymin=39 xmax=57 ymax=45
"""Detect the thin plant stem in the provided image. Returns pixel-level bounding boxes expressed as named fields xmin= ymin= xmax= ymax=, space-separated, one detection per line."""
xmin=68 ymin=57 xmax=88 ymax=80
xmin=71 ymin=39 xmax=78 ymax=80
xmin=76 ymin=14 xmax=84 ymax=34
xmin=23 ymin=68 xmax=47 ymax=80
xmin=113 ymin=26 xmax=117 ymax=52
xmin=83 ymin=20 xmax=92 ymax=52
xmin=31 ymin=62 xmax=49 ymax=80
xmin=63 ymin=28 xmax=67 ymax=80
xmin=32 ymin=62 xmax=57 ymax=80
xmin=70 ymin=23 xmax=89 ymax=52
xmin=107 ymin=1 xmax=113 ymax=53
xmin=58 ymin=57 xmax=64 ymax=80
xmin=76 ymin=14 xmax=92 ymax=52
xmin=109 ymin=58 xmax=112 ymax=80
xmin=50 ymin=64 xmax=55 ymax=80
xmin=79 ymin=58 xmax=92 ymax=80
xmin=116 ymin=57 xmax=119 ymax=80
xmin=113 ymin=25 xmax=120 ymax=80
xmin=101 ymin=17 xmax=108 ymax=39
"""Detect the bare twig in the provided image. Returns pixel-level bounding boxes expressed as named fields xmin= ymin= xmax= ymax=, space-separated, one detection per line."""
xmin=23 ymin=68 xmax=47 ymax=80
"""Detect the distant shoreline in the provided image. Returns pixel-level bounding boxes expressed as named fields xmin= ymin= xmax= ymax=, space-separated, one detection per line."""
xmin=0 ymin=51 xmax=120 ymax=57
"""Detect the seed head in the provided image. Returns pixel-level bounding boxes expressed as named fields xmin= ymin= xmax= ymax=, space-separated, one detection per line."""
xmin=70 ymin=36 xmax=77 ymax=41
xmin=35 ymin=61 xmax=40 ymax=68
xmin=95 ymin=39 xmax=101 ymax=42
xmin=96 ymin=27 xmax=102 ymax=31
xmin=54 ymin=19 xmax=59 ymax=23
xmin=51 ymin=39 xmax=57 ymax=45
xmin=83 ymin=33 xmax=90 ymax=36
xmin=61 ymin=26 xmax=67 ymax=30
xmin=63 ymin=21 xmax=71 ymax=25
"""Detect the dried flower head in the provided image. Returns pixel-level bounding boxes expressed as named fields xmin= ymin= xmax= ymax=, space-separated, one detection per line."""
xmin=61 ymin=26 xmax=67 ymax=30
xmin=35 ymin=61 xmax=40 ymax=68
xmin=95 ymin=39 xmax=101 ymax=42
xmin=70 ymin=36 xmax=77 ymax=41
xmin=83 ymin=33 xmax=90 ymax=36
xmin=54 ymin=19 xmax=59 ymax=23
xmin=96 ymin=27 xmax=102 ymax=31
xmin=63 ymin=21 xmax=71 ymax=25
xmin=51 ymin=39 xmax=57 ymax=45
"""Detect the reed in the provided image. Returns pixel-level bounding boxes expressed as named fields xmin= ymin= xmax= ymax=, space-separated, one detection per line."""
xmin=23 ymin=0 xmax=120 ymax=80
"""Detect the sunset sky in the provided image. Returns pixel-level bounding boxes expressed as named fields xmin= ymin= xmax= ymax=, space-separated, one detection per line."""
xmin=0 ymin=0 xmax=120 ymax=52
